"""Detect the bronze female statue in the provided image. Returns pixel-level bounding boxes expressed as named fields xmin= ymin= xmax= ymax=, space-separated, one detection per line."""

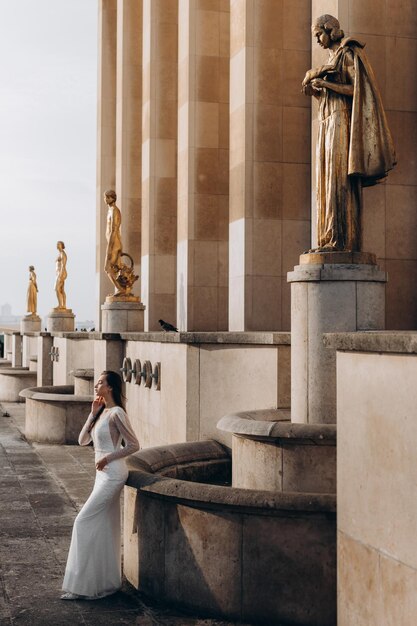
xmin=103 ymin=190 xmax=138 ymax=299
xmin=302 ymin=15 xmax=396 ymax=252
xmin=26 ymin=266 xmax=38 ymax=315
xmin=54 ymin=241 xmax=68 ymax=309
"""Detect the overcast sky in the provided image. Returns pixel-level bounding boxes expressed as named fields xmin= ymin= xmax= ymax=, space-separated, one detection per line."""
xmin=0 ymin=0 xmax=98 ymax=320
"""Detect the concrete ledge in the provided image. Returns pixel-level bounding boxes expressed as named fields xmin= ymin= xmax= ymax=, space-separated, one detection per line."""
xmin=71 ymin=368 xmax=94 ymax=379
xmin=217 ymin=410 xmax=335 ymax=442
xmin=20 ymin=385 xmax=92 ymax=402
xmin=124 ymin=441 xmax=336 ymax=625
xmin=45 ymin=330 xmax=292 ymax=345
xmin=288 ymin=263 xmax=386 ymax=283
xmin=324 ymin=331 xmax=417 ymax=354
xmin=121 ymin=331 xmax=291 ymax=344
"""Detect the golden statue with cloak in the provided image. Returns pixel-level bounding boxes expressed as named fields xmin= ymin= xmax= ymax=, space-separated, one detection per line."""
xmin=26 ymin=266 xmax=38 ymax=315
xmin=302 ymin=15 xmax=396 ymax=252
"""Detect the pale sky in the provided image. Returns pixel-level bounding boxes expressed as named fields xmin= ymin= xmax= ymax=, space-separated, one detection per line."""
xmin=0 ymin=0 xmax=98 ymax=321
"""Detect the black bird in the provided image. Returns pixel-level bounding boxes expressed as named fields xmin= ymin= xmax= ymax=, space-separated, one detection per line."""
xmin=159 ymin=319 xmax=178 ymax=332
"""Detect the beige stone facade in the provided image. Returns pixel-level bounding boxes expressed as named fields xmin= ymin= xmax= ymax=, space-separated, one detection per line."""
xmin=93 ymin=1 xmax=417 ymax=622
xmin=96 ymin=0 xmax=417 ymax=333
xmin=334 ymin=336 xmax=417 ymax=625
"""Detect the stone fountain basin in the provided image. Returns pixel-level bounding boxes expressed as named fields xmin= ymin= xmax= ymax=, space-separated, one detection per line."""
xmin=217 ymin=409 xmax=337 ymax=494
xmin=0 ymin=367 xmax=37 ymax=402
xmin=19 ymin=385 xmax=93 ymax=444
xmin=124 ymin=440 xmax=336 ymax=626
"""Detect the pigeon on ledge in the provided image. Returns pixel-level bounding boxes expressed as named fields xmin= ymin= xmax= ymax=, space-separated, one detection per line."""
xmin=158 ymin=319 xmax=178 ymax=332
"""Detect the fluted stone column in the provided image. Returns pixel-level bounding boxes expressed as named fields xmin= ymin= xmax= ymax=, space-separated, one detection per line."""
xmin=96 ymin=0 xmax=117 ymax=328
xmin=115 ymin=0 xmax=142 ymax=287
xmin=177 ymin=0 xmax=230 ymax=331
xmin=229 ymin=0 xmax=311 ymax=331
xmin=141 ymin=0 xmax=178 ymax=330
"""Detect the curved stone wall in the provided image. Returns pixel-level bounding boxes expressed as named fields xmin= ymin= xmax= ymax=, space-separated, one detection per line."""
xmin=20 ymin=385 xmax=92 ymax=444
xmin=124 ymin=441 xmax=336 ymax=625
xmin=217 ymin=409 xmax=336 ymax=493
xmin=0 ymin=368 xmax=37 ymax=402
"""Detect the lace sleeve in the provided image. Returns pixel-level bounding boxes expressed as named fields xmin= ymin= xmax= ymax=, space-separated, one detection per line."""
xmin=78 ymin=413 xmax=95 ymax=446
xmin=106 ymin=408 xmax=140 ymax=463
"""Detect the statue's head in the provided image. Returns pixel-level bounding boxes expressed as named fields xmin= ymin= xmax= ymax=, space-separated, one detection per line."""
xmin=312 ymin=14 xmax=344 ymax=45
xmin=104 ymin=189 xmax=117 ymax=204
xmin=29 ymin=265 xmax=34 ymax=271
xmin=57 ymin=240 xmax=65 ymax=250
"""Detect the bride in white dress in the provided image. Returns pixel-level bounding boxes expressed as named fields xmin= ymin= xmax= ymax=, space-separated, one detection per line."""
xmin=61 ymin=370 xmax=139 ymax=600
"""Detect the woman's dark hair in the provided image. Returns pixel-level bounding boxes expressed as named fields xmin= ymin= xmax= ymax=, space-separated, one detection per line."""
xmin=88 ymin=370 xmax=126 ymax=432
xmin=102 ymin=370 xmax=125 ymax=409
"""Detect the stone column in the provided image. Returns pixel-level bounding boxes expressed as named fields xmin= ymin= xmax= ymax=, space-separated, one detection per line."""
xmin=177 ymin=0 xmax=230 ymax=330
xmin=11 ymin=333 xmax=22 ymax=368
xmin=228 ymin=0 xmax=311 ymax=331
xmin=96 ymin=0 xmax=117 ymax=328
xmin=94 ymin=337 xmax=124 ymax=382
xmin=115 ymin=0 xmax=142 ymax=287
xmin=289 ymin=253 xmax=387 ymax=424
xmin=141 ymin=0 xmax=178 ymax=331
xmin=37 ymin=334 xmax=53 ymax=386
xmin=4 ymin=332 xmax=12 ymax=361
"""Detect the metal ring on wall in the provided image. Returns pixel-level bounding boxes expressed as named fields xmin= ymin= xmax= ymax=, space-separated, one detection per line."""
xmin=153 ymin=362 xmax=161 ymax=391
xmin=121 ymin=357 xmax=132 ymax=383
xmin=144 ymin=360 xmax=153 ymax=388
xmin=134 ymin=359 xmax=142 ymax=385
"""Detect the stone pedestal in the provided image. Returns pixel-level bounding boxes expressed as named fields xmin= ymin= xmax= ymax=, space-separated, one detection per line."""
xmin=20 ymin=314 xmax=41 ymax=334
xmin=101 ymin=301 xmax=145 ymax=333
xmin=288 ymin=254 xmax=387 ymax=424
xmin=47 ymin=309 xmax=75 ymax=332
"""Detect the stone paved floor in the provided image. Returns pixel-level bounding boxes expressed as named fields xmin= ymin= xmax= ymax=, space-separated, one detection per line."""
xmin=0 ymin=402 xmax=246 ymax=626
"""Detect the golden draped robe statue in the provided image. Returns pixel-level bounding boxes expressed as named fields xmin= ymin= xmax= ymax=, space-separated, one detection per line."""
xmin=26 ymin=266 xmax=38 ymax=315
xmin=303 ymin=15 xmax=396 ymax=251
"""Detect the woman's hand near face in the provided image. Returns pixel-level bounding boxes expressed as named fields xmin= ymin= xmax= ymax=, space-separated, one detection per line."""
xmin=91 ymin=395 xmax=104 ymax=416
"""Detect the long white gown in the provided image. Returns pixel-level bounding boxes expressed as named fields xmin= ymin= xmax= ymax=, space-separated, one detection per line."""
xmin=62 ymin=406 xmax=139 ymax=598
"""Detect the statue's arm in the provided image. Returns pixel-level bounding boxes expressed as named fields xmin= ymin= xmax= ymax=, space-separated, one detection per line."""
xmin=310 ymin=49 xmax=355 ymax=97
xmin=311 ymin=78 xmax=354 ymax=96
xmin=302 ymin=64 xmax=337 ymax=87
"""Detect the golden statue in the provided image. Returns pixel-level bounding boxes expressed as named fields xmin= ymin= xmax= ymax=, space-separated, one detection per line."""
xmin=104 ymin=190 xmax=138 ymax=301
xmin=54 ymin=240 xmax=68 ymax=309
xmin=26 ymin=266 xmax=38 ymax=315
xmin=302 ymin=15 xmax=396 ymax=252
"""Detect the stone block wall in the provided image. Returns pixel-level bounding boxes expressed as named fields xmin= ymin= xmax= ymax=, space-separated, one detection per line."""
xmin=337 ymin=345 xmax=417 ymax=624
